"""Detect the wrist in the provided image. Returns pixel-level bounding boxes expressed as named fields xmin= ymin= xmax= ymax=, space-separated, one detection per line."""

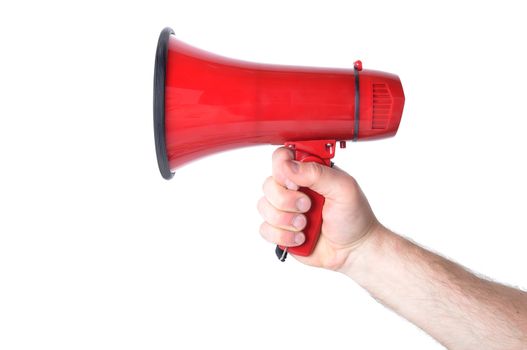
xmin=337 ymin=223 xmax=391 ymax=277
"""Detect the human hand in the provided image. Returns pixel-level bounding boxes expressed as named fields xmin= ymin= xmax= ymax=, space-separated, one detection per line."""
xmin=257 ymin=147 xmax=381 ymax=271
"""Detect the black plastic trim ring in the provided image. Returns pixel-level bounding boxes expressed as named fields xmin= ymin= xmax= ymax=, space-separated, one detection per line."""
xmin=154 ymin=27 xmax=175 ymax=180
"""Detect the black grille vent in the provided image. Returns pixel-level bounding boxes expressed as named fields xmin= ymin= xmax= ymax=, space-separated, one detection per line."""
xmin=372 ymin=83 xmax=393 ymax=129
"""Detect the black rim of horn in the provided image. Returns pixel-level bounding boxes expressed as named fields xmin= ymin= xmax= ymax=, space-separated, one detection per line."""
xmin=153 ymin=27 xmax=175 ymax=180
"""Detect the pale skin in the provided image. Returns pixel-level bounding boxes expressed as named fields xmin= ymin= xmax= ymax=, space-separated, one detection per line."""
xmin=257 ymin=147 xmax=527 ymax=350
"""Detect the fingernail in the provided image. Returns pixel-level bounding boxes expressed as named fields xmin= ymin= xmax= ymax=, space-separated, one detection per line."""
xmin=287 ymin=160 xmax=300 ymax=174
xmin=295 ymin=233 xmax=305 ymax=245
xmin=284 ymin=178 xmax=299 ymax=190
xmin=292 ymin=215 xmax=306 ymax=229
xmin=296 ymin=197 xmax=310 ymax=212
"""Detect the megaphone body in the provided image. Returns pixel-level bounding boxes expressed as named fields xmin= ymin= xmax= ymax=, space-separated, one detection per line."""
xmin=154 ymin=27 xmax=405 ymax=260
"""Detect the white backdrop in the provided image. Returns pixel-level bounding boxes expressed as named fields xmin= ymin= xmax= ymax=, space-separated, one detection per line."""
xmin=1 ymin=1 xmax=526 ymax=349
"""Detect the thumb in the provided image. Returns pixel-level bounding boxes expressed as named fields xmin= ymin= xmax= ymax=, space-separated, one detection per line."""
xmin=282 ymin=159 xmax=351 ymax=200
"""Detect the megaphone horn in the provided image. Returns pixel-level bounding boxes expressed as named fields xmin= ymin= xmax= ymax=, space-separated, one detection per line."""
xmin=153 ymin=27 xmax=405 ymax=260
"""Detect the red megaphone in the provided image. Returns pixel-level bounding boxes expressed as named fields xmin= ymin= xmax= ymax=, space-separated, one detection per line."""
xmin=153 ymin=27 xmax=405 ymax=261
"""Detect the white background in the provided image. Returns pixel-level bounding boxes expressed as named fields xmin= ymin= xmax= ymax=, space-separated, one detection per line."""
xmin=1 ymin=1 xmax=526 ymax=349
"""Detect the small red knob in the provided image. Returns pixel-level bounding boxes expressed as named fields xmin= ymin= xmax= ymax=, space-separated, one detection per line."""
xmin=354 ymin=60 xmax=363 ymax=71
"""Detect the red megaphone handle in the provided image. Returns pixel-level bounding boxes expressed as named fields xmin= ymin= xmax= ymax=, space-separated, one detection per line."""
xmin=276 ymin=141 xmax=336 ymax=261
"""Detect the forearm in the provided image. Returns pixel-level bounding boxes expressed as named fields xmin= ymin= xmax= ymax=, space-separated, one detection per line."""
xmin=341 ymin=225 xmax=527 ymax=350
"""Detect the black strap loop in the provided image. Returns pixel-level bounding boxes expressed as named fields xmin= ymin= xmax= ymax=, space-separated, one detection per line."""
xmin=275 ymin=246 xmax=288 ymax=262
xmin=353 ymin=65 xmax=360 ymax=141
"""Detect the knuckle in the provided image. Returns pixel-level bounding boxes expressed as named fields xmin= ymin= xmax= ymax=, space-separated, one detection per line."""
xmin=277 ymin=211 xmax=294 ymax=228
xmin=275 ymin=194 xmax=290 ymax=210
xmin=262 ymin=176 xmax=273 ymax=193
xmin=272 ymin=149 xmax=294 ymax=180
xmin=264 ymin=205 xmax=283 ymax=225
xmin=337 ymin=174 xmax=359 ymax=198
xmin=275 ymin=229 xmax=294 ymax=246
xmin=256 ymin=197 xmax=266 ymax=215
xmin=259 ymin=223 xmax=287 ymax=245
xmin=259 ymin=222 xmax=270 ymax=239
xmin=345 ymin=173 xmax=359 ymax=188
xmin=272 ymin=147 xmax=294 ymax=161
xmin=307 ymin=162 xmax=324 ymax=184
xmin=269 ymin=207 xmax=282 ymax=224
xmin=271 ymin=147 xmax=284 ymax=160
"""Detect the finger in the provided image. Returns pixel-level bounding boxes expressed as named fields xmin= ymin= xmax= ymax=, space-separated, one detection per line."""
xmin=259 ymin=222 xmax=306 ymax=247
xmin=271 ymin=147 xmax=298 ymax=190
xmin=257 ymin=197 xmax=307 ymax=232
xmin=262 ymin=176 xmax=311 ymax=213
xmin=281 ymin=158 xmax=357 ymax=201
